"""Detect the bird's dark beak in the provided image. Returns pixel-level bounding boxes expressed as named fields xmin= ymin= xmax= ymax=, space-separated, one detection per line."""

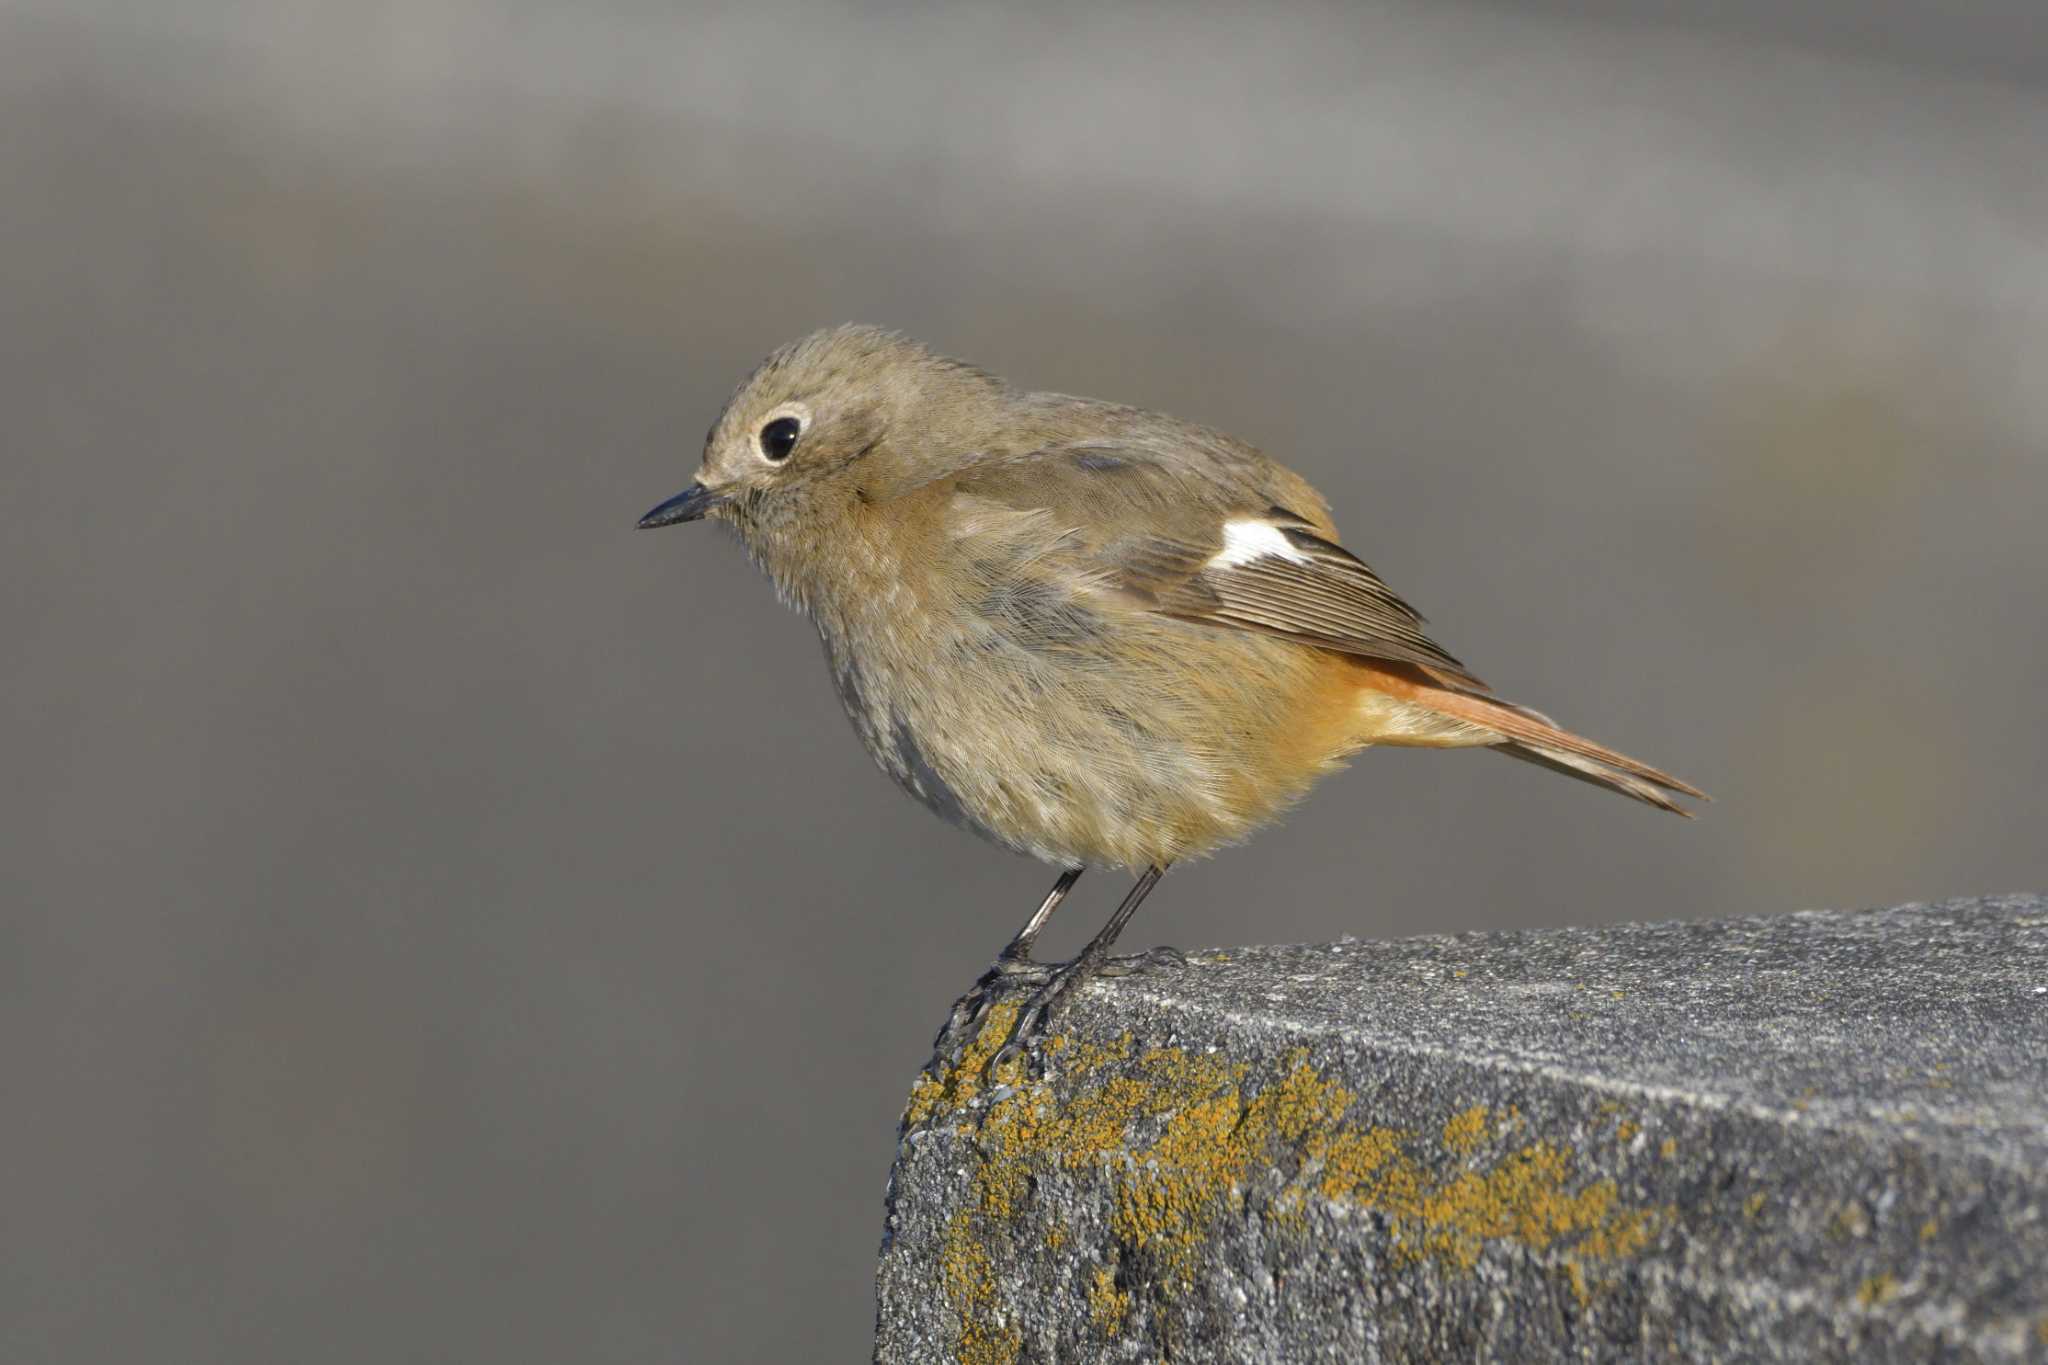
xmin=637 ymin=482 xmax=726 ymax=529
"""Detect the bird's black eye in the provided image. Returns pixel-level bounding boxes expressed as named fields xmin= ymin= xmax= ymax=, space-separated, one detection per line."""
xmin=759 ymin=416 xmax=801 ymax=462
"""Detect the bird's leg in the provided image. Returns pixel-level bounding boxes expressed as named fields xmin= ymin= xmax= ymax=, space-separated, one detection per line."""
xmin=933 ymin=868 xmax=1082 ymax=1063
xmin=994 ymin=864 xmax=1170 ymax=1068
xmin=990 ymin=866 xmax=1084 ymax=973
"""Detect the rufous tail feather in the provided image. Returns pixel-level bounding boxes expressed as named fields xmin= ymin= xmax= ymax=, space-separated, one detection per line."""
xmin=1360 ymin=661 xmax=1706 ymax=816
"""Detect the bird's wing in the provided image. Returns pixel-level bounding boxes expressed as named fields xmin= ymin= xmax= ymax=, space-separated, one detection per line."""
xmin=947 ymin=442 xmax=1484 ymax=689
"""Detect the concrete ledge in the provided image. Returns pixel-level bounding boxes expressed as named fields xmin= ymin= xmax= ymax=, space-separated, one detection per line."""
xmin=875 ymin=895 xmax=2048 ymax=1363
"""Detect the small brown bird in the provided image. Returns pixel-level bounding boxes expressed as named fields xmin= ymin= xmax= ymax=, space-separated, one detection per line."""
xmin=639 ymin=326 xmax=1702 ymax=1058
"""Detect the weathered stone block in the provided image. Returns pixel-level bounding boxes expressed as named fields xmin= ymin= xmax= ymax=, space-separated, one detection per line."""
xmin=875 ymin=895 xmax=2048 ymax=1362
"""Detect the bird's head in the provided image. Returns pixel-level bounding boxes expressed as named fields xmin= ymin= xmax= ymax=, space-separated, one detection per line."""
xmin=638 ymin=325 xmax=1008 ymax=553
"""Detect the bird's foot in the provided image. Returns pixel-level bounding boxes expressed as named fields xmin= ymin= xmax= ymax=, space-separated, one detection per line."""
xmin=985 ymin=943 xmax=1190 ymax=1074
xmin=930 ymin=944 xmax=1194 ymax=1078
xmin=1098 ymin=944 xmax=1189 ymax=977
xmin=930 ymin=953 xmax=1056 ymax=1071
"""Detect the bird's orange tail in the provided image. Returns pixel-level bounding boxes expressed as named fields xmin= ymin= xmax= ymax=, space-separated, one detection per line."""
xmin=1347 ymin=660 xmax=1706 ymax=816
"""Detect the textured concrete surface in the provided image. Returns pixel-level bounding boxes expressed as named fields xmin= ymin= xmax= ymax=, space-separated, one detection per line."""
xmin=875 ymin=895 xmax=2048 ymax=1362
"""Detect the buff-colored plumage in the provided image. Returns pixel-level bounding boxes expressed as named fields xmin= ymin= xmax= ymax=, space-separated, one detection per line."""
xmin=640 ymin=326 xmax=1702 ymax=1053
xmin=647 ymin=326 xmax=1699 ymax=877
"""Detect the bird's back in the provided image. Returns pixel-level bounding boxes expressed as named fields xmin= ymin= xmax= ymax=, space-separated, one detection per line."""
xmin=803 ymin=410 xmax=1442 ymax=868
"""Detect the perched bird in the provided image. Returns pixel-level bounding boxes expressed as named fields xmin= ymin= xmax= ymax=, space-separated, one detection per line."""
xmin=639 ymin=326 xmax=1702 ymax=1059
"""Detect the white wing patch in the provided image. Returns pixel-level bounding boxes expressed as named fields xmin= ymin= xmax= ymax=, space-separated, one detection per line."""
xmin=1210 ymin=519 xmax=1310 ymax=569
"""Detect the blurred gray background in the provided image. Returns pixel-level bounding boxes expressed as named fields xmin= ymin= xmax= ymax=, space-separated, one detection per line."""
xmin=5 ymin=1 xmax=2046 ymax=1359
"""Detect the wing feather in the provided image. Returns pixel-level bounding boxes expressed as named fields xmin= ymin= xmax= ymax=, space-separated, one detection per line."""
xmin=946 ymin=440 xmax=1484 ymax=688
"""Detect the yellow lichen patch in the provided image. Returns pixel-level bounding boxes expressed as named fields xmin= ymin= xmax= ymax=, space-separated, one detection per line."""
xmin=940 ymin=1210 xmax=1021 ymax=1365
xmin=1615 ymin=1120 xmax=1640 ymax=1144
xmin=1441 ymin=1105 xmax=1490 ymax=1155
xmin=1918 ymin=1218 xmax=1937 ymax=1243
xmin=903 ymin=1003 xmax=1027 ymax=1128
xmin=1658 ymin=1138 xmax=1677 ymax=1160
xmin=1856 ymin=1273 xmax=1898 ymax=1307
xmin=957 ymin=1319 xmax=1022 ymax=1365
xmin=1312 ymin=1123 xmax=1418 ymax=1215
xmin=1571 ymin=1198 xmax=1665 ymax=1264
xmin=1744 ymin=1192 xmax=1768 ymax=1220
xmin=1088 ymin=1265 xmax=1130 ymax=1337
xmin=1099 ymin=1054 xmax=1359 ymax=1283
xmin=1111 ymin=1090 xmax=1250 ymax=1278
xmin=1414 ymin=1144 xmax=1659 ymax=1273
xmin=1035 ymin=1028 xmax=1135 ymax=1080
xmin=916 ymin=1039 xmax=1667 ymax=1358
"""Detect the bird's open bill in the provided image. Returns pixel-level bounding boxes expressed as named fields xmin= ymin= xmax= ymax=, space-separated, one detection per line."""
xmin=637 ymin=482 xmax=726 ymax=528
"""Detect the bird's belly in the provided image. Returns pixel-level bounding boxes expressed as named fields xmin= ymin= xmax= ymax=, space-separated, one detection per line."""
xmin=821 ymin=623 xmax=1354 ymax=869
xmin=828 ymin=640 xmax=1074 ymax=860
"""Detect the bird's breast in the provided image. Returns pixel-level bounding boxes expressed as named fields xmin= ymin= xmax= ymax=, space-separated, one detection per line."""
xmin=812 ymin=584 xmax=1365 ymax=870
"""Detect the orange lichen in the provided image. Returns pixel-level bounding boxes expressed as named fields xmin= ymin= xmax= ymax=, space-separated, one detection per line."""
xmin=1441 ymin=1105 xmax=1490 ymax=1155
xmin=939 ymin=1210 xmax=1021 ymax=1365
xmin=909 ymin=1023 xmax=1670 ymax=1358
xmin=1087 ymin=1266 xmax=1130 ymax=1337
xmin=903 ymin=1003 xmax=1030 ymax=1127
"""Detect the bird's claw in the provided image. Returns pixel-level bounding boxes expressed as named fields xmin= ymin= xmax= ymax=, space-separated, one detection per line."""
xmin=986 ymin=977 xmax=1061 ymax=1074
xmin=935 ymin=943 xmax=1192 ymax=1075
xmin=1098 ymin=944 xmax=1188 ymax=977
xmin=931 ymin=953 xmax=1055 ymax=1069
